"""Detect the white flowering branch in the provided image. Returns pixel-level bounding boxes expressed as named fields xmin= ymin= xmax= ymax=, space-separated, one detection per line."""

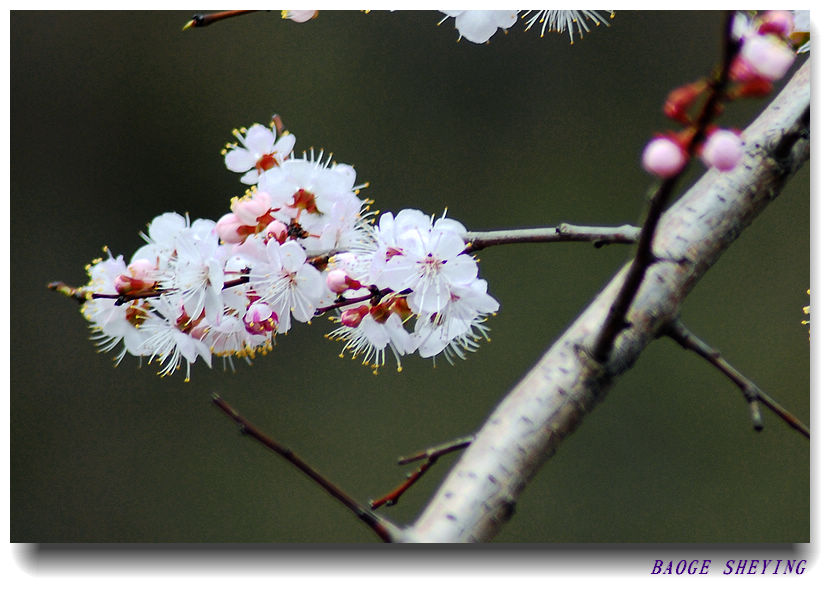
xmin=399 ymin=58 xmax=809 ymax=543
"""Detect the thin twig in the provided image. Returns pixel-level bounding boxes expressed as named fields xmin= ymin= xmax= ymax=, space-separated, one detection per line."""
xmin=664 ymin=319 xmax=810 ymax=438
xmin=591 ymin=12 xmax=740 ymax=364
xmin=370 ymin=434 xmax=475 ymax=509
xmin=315 ymin=287 xmax=396 ymax=316
xmin=182 ymin=10 xmax=259 ymax=30
xmin=463 ymin=224 xmax=640 ymax=252
xmin=211 ymin=394 xmax=401 ymax=542
xmin=48 ymin=273 xmax=251 ymax=306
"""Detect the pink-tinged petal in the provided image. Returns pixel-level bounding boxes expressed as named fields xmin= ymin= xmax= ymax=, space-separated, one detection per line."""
xmin=216 ymin=213 xmax=245 ymax=244
xmin=127 ymin=258 xmax=155 ymax=280
xmin=233 ymin=192 xmax=271 ymax=226
xmin=264 ymin=220 xmax=288 ymax=243
xmin=740 ymin=33 xmax=796 ymax=81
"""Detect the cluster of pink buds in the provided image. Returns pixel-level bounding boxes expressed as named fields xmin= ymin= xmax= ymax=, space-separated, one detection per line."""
xmin=72 ymin=119 xmax=498 ymax=379
xmin=642 ymin=10 xmax=805 ymax=179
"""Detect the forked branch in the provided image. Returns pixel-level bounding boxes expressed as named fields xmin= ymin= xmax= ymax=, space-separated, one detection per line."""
xmin=370 ymin=434 xmax=475 ymax=509
xmin=663 ymin=319 xmax=809 ymax=438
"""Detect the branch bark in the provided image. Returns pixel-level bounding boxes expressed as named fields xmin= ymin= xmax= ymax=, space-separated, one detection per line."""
xmin=400 ymin=60 xmax=810 ymax=543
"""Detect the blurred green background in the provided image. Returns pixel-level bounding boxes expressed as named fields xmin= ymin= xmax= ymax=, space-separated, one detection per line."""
xmin=11 ymin=11 xmax=809 ymax=543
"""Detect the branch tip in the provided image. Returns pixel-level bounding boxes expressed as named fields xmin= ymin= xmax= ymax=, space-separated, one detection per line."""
xmin=664 ymin=319 xmax=809 ymax=438
xmin=210 ymin=393 xmax=399 ymax=541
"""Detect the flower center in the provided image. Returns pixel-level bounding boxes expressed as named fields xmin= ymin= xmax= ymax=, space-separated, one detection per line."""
xmin=255 ymin=152 xmax=278 ymax=174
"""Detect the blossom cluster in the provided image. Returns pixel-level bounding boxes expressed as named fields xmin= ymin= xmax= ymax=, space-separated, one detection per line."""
xmin=437 ymin=10 xmax=615 ymax=45
xmin=283 ymin=10 xmax=615 ymax=45
xmin=76 ymin=122 xmax=498 ymax=379
xmin=641 ymin=10 xmax=809 ymax=179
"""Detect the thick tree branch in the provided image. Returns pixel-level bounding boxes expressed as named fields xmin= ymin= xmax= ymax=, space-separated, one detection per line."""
xmin=401 ymin=59 xmax=810 ymax=543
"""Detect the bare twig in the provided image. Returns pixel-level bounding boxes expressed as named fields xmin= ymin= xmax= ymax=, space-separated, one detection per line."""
xmin=182 ymin=10 xmax=259 ymax=30
xmin=370 ymin=434 xmax=475 ymax=509
xmin=211 ymin=394 xmax=401 ymax=542
xmin=49 ymin=273 xmax=251 ymax=307
xmin=663 ymin=319 xmax=809 ymax=438
xmin=463 ymin=224 xmax=640 ymax=252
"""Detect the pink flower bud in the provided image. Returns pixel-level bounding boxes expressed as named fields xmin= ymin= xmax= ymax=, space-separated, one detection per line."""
xmin=326 ymin=269 xmax=351 ymax=294
xmin=263 ymin=220 xmax=288 ymax=244
xmin=232 ymin=191 xmax=272 ymax=226
xmin=216 ymin=212 xmax=245 ymax=244
xmin=740 ymin=33 xmax=796 ymax=81
xmin=758 ymin=11 xmax=794 ymax=38
xmin=340 ymin=306 xmax=369 ymax=328
xmin=113 ymin=274 xmax=135 ymax=295
xmin=127 ymin=258 xmax=155 ymax=281
xmin=114 ymin=259 xmax=156 ymax=294
xmin=642 ymin=137 xmax=687 ymax=178
xmin=326 ymin=269 xmax=363 ymax=294
xmin=701 ymin=129 xmax=743 ymax=171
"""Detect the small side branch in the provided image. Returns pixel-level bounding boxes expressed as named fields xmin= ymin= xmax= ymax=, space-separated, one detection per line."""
xmin=664 ymin=320 xmax=809 ymax=438
xmin=370 ymin=434 xmax=475 ymax=509
xmin=182 ymin=10 xmax=259 ymax=30
xmin=463 ymin=224 xmax=640 ymax=252
xmin=211 ymin=394 xmax=401 ymax=542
